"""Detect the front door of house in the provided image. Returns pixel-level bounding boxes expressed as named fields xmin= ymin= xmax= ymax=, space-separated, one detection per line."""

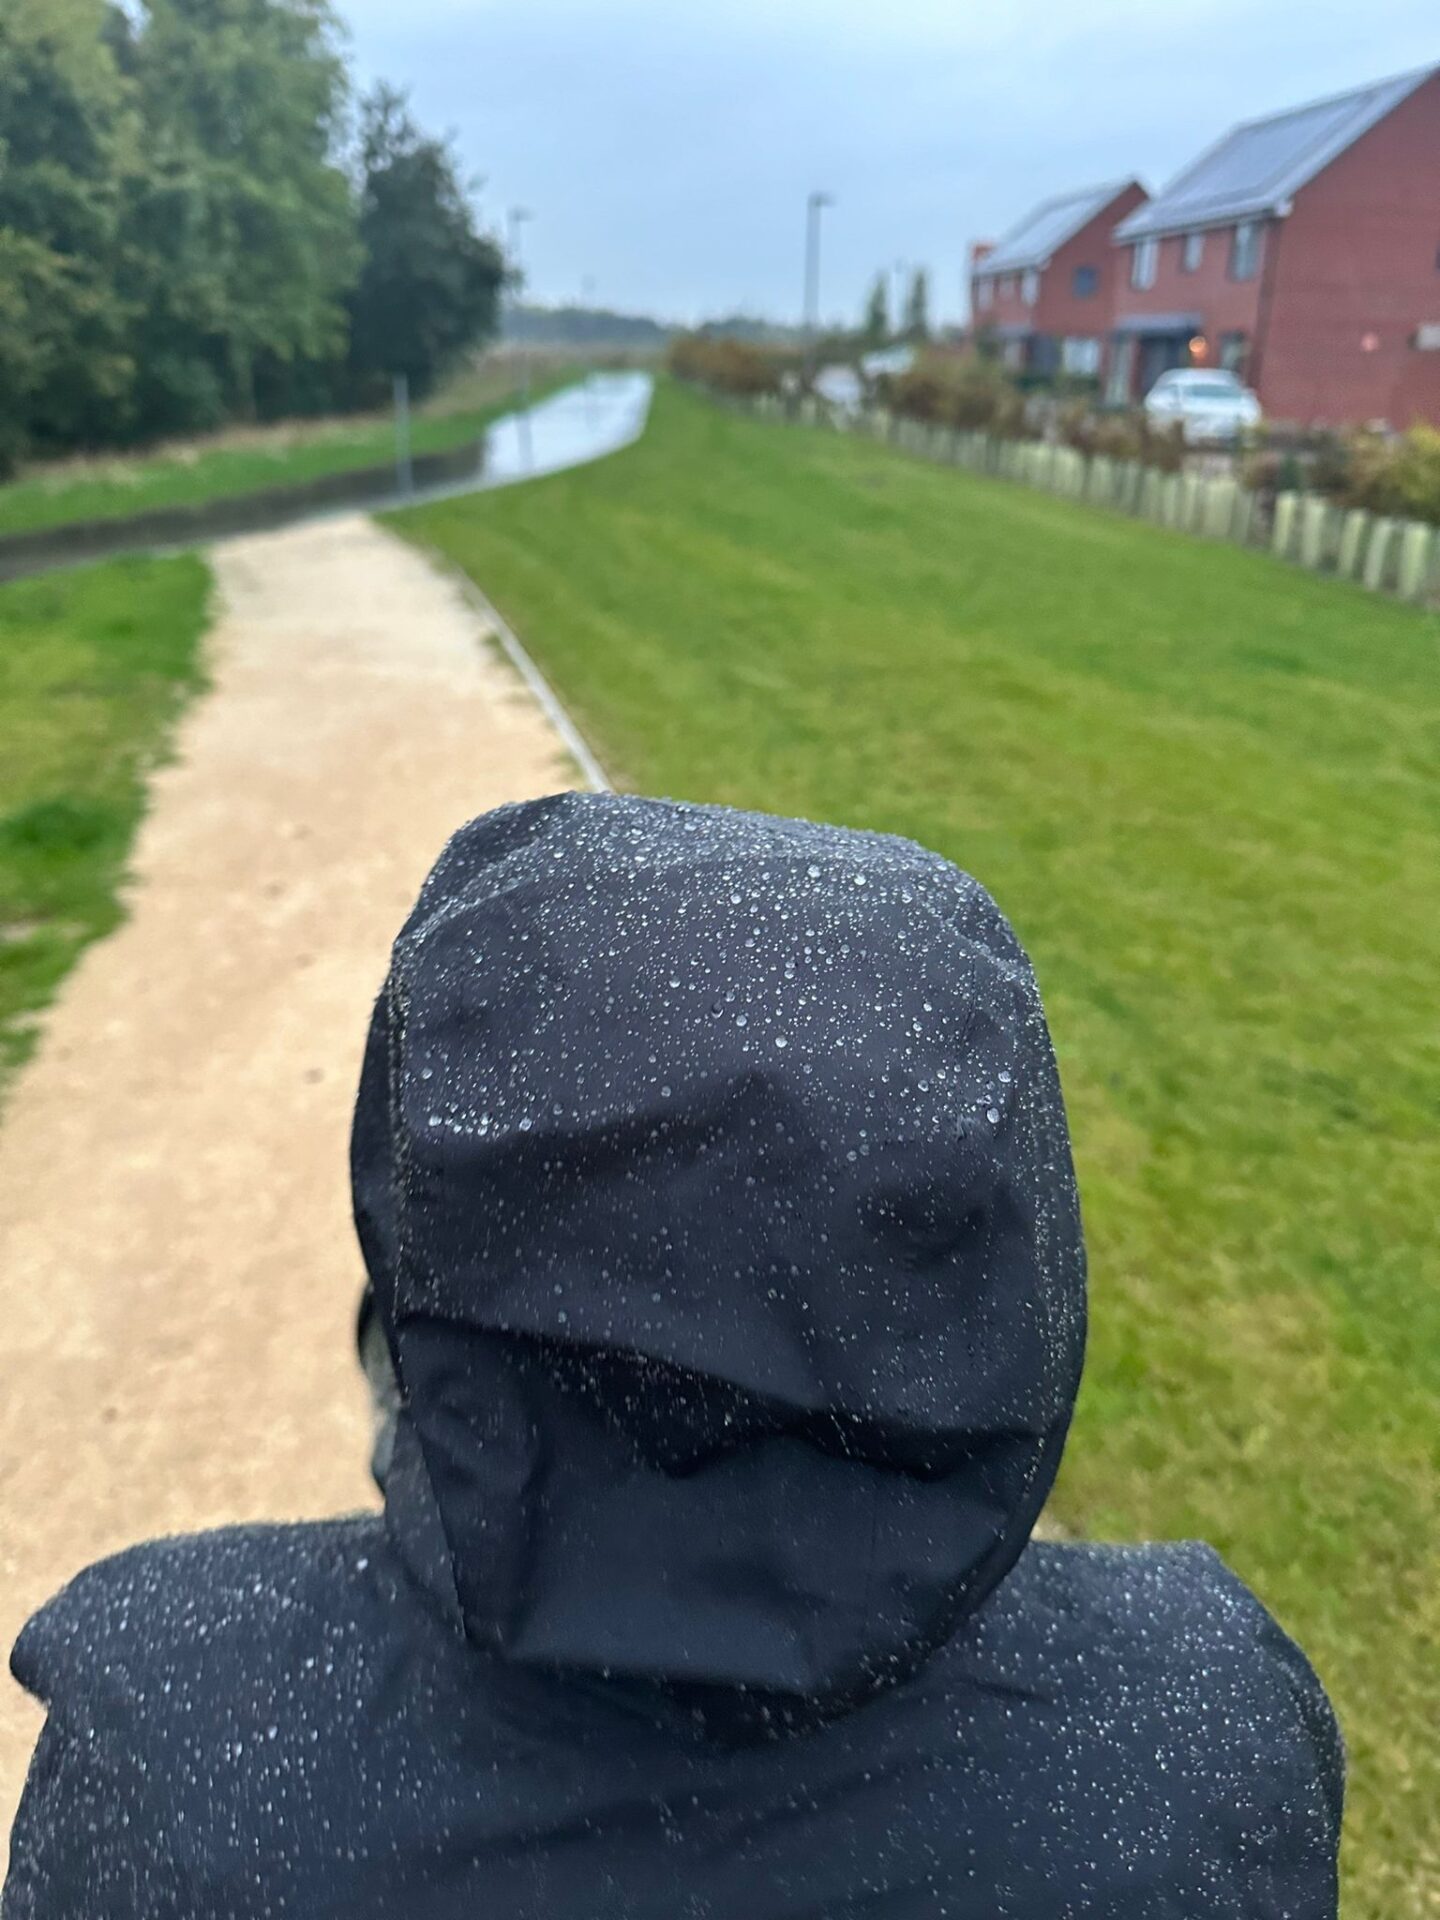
xmin=1139 ymin=335 xmax=1185 ymax=398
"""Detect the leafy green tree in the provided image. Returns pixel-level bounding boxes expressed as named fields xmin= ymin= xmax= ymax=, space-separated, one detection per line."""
xmin=346 ymin=85 xmax=504 ymax=402
xmin=0 ymin=237 xmax=60 ymax=473
xmin=0 ymin=0 xmax=138 ymax=465
xmin=124 ymin=0 xmax=359 ymax=432
xmin=0 ymin=0 xmax=502 ymax=463
xmin=862 ymin=274 xmax=889 ymax=345
xmin=903 ymin=267 xmax=931 ymax=343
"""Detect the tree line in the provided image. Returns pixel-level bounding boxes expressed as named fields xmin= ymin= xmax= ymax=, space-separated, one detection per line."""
xmin=0 ymin=0 xmax=505 ymax=475
xmin=861 ymin=268 xmax=930 ymax=346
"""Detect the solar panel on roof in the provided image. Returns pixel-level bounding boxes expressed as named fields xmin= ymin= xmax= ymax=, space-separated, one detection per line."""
xmin=980 ymin=181 xmax=1137 ymax=275
xmin=1114 ymin=65 xmax=1436 ymax=241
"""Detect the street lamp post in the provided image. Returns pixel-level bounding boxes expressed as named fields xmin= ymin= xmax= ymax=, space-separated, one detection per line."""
xmin=507 ymin=205 xmax=534 ymax=468
xmin=803 ymin=190 xmax=834 ymax=387
xmin=392 ymin=371 xmax=413 ymax=498
xmin=580 ymin=276 xmax=599 ymax=422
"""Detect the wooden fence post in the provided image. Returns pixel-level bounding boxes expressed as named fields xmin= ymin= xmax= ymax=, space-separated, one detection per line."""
xmin=1396 ymin=521 xmax=1435 ymax=602
xmin=1362 ymin=517 xmax=1397 ymax=593
xmin=1200 ymin=478 xmax=1236 ymax=539
xmin=1178 ymin=473 xmax=1201 ymax=533
xmin=1231 ymin=486 xmax=1258 ymax=545
xmin=1271 ymin=491 xmax=1300 ymax=558
xmin=1336 ymin=509 xmax=1370 ymax=580
xmin=1298 ymin=495 xmax=1333 ymax=571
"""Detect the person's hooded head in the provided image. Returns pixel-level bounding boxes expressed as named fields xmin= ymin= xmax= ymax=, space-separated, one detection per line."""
xmin=351 ymin=793 xmax=1085 ymax=1738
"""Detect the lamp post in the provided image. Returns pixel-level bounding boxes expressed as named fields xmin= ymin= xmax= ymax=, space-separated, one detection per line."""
xmin=507 ymin=205 xmax=534 ymax=467
xmin=392 ymin=372 xmax=413 ymax=498
xmin=580 ymin=276 xmax=599 ymax=421
xmin=803 ymin=190 xmax=834 ymax=386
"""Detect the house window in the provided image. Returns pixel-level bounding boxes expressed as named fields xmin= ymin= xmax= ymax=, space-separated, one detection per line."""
xmin=976 ymin=277 xmax=994 ymax=312
xmin=1181 ymin=231 xmax=1205 ymax=273
xmin=1061 ymin=336 xmax=1102 ymax=376
xmin=1220 ymin=331 xmax=1249 ymax=374
xmin=1230 ymin=221 xmax=1261 ymax=280
xmin=1131 ymin=238 xmax=1158 ymax=290
xmin=1072 ymin=264 xmax=1099 ymax=297
xmin=1020 ymin=269 xmax=1040 ymax=306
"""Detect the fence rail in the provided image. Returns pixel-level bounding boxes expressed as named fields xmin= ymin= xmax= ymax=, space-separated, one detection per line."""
xmin=734 ymin=393 xmax=1440 ymax=611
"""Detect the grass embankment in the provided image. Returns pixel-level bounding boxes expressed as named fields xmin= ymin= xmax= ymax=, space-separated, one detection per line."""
xmin=395 ymin=380 xmax=1438 ymax=1917
xmin=0 ymin=359 xmax=579 ymax=541
xmin=0 ymin=555 xmax=211 ymax=1093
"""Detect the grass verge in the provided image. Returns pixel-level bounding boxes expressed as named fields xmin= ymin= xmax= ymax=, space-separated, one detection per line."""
xmin=0 ymin=554 xmax=211 ymax=1095
xmin=393 ymin=379 xmax=1439 ymax=1918
xmin=0 ymin=360 xmax=581 ymax=542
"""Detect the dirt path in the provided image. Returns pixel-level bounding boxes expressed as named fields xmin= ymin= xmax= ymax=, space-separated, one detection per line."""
xmin=0 ymin=515 xmax=576 ymax=1838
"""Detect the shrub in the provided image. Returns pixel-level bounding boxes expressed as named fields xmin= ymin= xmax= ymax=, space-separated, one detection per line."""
xmin=1342 ymin=425 xmax=1440 ymax=526
xmin=1305 ymin=432 xmax=1353 ymax=498
xmin=1241 ymin=449 xmax=1292 ymax=498
xmin=886 ymin=354 xmax=1025 ymax=435
xmin=1057 ymin=403 xmax=1186 ymax=473
xmin=667 ymin=334 xmax=786 ymax=398
xmin=1242 ymin=424 xmax=1440 ymax=527
xmin=1242 ymin=428 xmax=1350 ymax=503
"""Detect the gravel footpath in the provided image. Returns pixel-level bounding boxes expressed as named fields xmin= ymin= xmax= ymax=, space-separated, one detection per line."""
xmin=0 ymin=515 xmax=575 ymax=1837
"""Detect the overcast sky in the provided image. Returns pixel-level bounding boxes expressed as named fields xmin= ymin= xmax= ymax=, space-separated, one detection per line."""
xmin=339 ymin=0 xmax=1437 ymax=327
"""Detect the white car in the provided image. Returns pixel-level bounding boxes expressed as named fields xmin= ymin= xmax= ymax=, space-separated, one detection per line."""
xmin=859 ymin=346 xmax=917 ymax=381
xmin=814 ymin=365 xmax=865 ymax=414
xmin=1143 ymin=368 xmax=1261 ymax=442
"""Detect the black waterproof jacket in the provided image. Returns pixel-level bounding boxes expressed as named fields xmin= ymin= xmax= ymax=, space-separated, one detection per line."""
xmin=6 ymin=794 xmax=1342 ymax=1918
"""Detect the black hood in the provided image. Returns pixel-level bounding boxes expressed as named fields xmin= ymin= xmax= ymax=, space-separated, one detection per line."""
xmin=351 ymin=793 xmax=1085 ymax=1734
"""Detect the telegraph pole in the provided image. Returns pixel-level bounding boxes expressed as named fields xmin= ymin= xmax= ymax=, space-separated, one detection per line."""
xmin=507 ymin=205 xmax=534 ymax=468
xmin=392 ymin=372 xmax=413 ymax=497
xmin=803 ymin=190 xmax=834 ymax=386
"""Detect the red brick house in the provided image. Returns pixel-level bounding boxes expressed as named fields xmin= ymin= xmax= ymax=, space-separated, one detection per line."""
xmin=1110 ymin=64 xmax=1440 ymax=425
xmin=969 ymin=180 xmax=1149 ymax=381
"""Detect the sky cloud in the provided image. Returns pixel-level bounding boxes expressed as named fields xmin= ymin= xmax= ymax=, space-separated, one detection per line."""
xmin=339 ymin=0 xmax=1438 ymax=324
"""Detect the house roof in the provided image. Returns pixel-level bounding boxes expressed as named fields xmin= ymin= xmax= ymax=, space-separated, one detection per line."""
xmin=1114 ymin=64 xmax=1438 ymax=242
xmin=978 ymin=180 xmax=1142 ymax=276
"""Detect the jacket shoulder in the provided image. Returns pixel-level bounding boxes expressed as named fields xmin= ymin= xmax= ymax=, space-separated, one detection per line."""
xmin=990 ymin=1540 xmax=1344 ymax=1830
xmin=11 ymin=1516 xmax=384 ymax=1706
xmin=4 ymin=1518 xmax=390 ymax=1920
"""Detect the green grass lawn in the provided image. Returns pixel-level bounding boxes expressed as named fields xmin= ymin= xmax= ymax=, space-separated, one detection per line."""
xmin=0 ymin=361 xmax=578 ymax=542
xmin=0 ymin=554 xmax=211 ymax=1093
xmin=395 ymin=381 xmax=1439 ymax=1916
